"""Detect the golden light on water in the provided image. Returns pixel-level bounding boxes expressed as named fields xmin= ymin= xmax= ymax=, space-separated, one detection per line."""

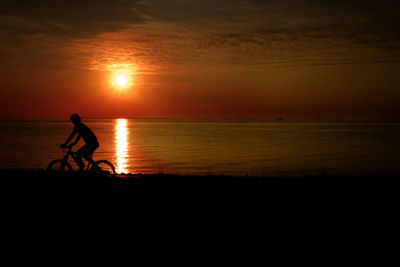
xmin=115 ymin=118 xmax=129 ymax=174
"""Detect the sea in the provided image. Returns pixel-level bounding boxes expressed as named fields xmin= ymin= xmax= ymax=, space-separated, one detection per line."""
xmin=0 ymin=119 xmax=399 ymax=177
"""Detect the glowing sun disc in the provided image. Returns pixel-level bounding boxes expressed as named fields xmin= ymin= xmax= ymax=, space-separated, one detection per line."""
xmin=116 ymin=75 xmax=128 ymax=86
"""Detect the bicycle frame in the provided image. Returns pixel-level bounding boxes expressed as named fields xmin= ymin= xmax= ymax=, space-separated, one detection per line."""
xmin=62 ymin=146 xmax=93 ymax=171
xmin=48 ymin=145 xmax=116 ymax=175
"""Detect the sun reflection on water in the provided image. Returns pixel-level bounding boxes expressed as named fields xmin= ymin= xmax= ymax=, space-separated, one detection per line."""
xmin=115 ymin=119 xmax=129 ymax=174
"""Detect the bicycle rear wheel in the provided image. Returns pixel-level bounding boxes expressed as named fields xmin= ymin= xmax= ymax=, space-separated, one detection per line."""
xmin=46 ymin=160 xmax=72 ymax=173
xmin=91 ymin=160 xmax=116 ymax=176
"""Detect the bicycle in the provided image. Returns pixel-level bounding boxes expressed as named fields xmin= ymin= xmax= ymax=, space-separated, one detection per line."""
xmin=46 ymin=145 xmax=116 ymax=176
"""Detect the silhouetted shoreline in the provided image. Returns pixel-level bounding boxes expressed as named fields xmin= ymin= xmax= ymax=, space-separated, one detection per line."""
xmin=1 ymin=169 xmax=399 ymax=186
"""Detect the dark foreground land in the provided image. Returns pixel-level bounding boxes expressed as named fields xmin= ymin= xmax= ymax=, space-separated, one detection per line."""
xmin=3 ymin=169 xmax=400 ymax=209
xmin=1 ymin=169 xmax=399 ymax=187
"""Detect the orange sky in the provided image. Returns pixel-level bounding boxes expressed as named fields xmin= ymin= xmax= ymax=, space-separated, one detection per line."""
xmin=1 ymin=0 xmax=400 ymax=120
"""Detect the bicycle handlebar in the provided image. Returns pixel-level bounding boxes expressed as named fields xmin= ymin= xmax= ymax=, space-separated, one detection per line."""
xmin=62 ymin=144 xmax=74 ymax=152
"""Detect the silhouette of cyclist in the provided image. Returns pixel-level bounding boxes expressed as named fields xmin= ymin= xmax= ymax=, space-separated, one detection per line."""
xmin=60 ymin=114 xmax=99 ymax=171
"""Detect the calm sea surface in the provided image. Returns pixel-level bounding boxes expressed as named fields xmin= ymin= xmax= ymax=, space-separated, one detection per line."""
xmin=0 ymin=119 xmax=399 ymax=177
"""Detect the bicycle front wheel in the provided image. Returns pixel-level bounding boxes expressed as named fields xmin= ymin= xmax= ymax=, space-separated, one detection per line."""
xmin=46 ymin=160 xmax=72 ymax=173
xmin=91 ymin=160 xmax=116 ymax=176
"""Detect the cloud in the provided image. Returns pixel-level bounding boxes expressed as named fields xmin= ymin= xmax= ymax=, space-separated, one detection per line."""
xmin=0 ymin=0 xmax=146 ymax=38
xmin=1 ymin=0 xmax=400 ymax=71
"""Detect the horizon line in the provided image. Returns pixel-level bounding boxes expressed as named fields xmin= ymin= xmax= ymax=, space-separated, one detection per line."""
xmin=1 ymin=117 xmax=399 ymax=123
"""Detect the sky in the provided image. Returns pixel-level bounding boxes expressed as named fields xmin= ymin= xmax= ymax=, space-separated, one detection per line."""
xmin=0 ymin=0 xmax=399 ymax=120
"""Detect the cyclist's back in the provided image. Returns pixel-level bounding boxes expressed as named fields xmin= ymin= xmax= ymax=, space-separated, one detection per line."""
xmin=74 ymin=122 xmax=98 ymax=146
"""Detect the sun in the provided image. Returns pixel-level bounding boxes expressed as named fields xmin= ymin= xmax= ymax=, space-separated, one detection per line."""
xmin=115 ymin=75 xmax=128 ymax=87
xmin=109 ymin=66 xmax=135 ymax=90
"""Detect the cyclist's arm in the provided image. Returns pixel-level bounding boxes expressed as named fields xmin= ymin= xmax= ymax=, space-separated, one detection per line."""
xmin=70 ymin=134 xmax=81 ymax=147
xmin=63 ymin=128 xmax=78 ymax=146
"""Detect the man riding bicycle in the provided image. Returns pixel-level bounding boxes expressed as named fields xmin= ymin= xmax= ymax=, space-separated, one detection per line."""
xmin=60 ymin=114 xmax=99 ymax=171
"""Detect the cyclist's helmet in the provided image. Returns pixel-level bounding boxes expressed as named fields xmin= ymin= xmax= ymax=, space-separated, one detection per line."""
xmin=70 ymin=113 xmax=81 ymax=122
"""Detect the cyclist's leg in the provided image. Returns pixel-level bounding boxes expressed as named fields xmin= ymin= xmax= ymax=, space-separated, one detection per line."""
xmin=76 ymin=145 xmax=89 ymax=170
xmin=82 ymin=143 xmax=99 ymax=166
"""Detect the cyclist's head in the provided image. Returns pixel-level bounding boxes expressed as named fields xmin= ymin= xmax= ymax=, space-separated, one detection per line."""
xmin=70 ymin=113 xmax=81 ymax=124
